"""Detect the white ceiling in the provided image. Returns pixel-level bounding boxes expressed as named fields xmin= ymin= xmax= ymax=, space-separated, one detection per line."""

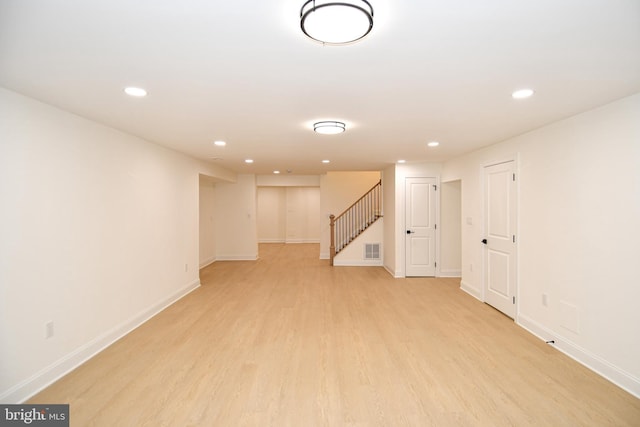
xmin=1 ymin=0 xmax=639 ymax=175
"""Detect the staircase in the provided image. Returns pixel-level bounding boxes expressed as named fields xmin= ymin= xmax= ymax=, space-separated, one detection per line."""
xmin=329 ymin=180 xmax=382 ymax=265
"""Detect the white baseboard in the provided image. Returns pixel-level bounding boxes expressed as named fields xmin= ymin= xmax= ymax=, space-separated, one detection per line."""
xmin=518 ymin=314 xmax=640 ymax=398
xmin=199 ymin=256 xmax=216 ymax=269
xmin=438 ymin=269 xmax=461 ymax=278
xmin=383 ymin=264 xmax=404 ymax=278
xmin=215 ymin=255 xmax=258 ymax=261
xmin=1 ymin=279 xmax=201 ymax=404
xmin=333 ymin=259 xmax=383 ymax=267
xmin=319 ymin=252 xmax=330 ymax=260
xmin=460 ymin=280 xmax=481 ymax=300
xmin=258 ymin=239 xmax=320 ymax=244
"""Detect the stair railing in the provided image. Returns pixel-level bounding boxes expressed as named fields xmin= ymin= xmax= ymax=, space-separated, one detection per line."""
xmin=329 ymin=180 xmax=382 ymax=265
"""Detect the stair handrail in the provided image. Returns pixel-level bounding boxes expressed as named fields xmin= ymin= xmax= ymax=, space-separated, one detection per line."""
xmin=333 ymin=180 xmax=382 ymax=221
xmin=329 ymin=180 xmax=382 ymax=265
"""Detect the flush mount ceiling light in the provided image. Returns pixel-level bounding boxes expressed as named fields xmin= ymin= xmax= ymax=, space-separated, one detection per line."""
xmin=512 ymin=88 xmax=535 ymax=99
xmin=427 ymin=141 xmax=440 ymax=147
xmin=314 ymin=121 xmax=346 ymax=134
xmin=124 ymin=87 xmax=147 ymax=97
xmin=300 ymin=0 xmax=374 ymax=45
xmin=213 ymin=140 xmax=227 ymax=147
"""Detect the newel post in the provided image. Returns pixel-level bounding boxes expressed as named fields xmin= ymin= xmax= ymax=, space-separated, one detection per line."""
xmin=329 ymin=214 xmax=336 ymax=266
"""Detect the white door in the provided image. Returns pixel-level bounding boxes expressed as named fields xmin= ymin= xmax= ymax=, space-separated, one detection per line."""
xmin=405 ymin=177 xmax=436 ymax=277
xmin=483 ymin=161 xmax=517 ymax=318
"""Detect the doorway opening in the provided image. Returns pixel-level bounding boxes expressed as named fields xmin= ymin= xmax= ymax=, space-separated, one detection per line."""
xmin=440 ymin=180 xmax=462 ymax=278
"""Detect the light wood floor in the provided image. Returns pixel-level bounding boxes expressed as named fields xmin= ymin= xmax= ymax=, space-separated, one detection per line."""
xmin=30 ymin=243 xmax=640 ymax=426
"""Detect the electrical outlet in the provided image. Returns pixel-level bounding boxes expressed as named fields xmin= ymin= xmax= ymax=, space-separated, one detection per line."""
xmin=45 ymin=321 xmax=54 ymax=339
xmin=470 ymin=263 xmax=473 ymax=272
xmin=542 ymin=293 xmax=548 ymax=307
xmin=184 ymin=263 xmax=188 ymax=272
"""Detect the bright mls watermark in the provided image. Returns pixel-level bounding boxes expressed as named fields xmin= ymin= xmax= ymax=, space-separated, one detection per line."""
xmin=1 ymin=405 xmax=69 ymax=426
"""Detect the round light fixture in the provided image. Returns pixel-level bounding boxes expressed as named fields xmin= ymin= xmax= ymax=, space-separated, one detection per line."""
xmin=314 ymin=121 xmax=346 ymax=134
xmin=124 ymin=87 xmax=147 ymax=97
xmin=300 ymin=0 xmax=374 ymax=45
xmin=273 ymin=170 xmax=280 ymax=174
xmin=398 ymin=160 xmax=406 ymax=164
xmin=245 ymin=159 xmax=254 ymax=164
xmin=512 ymin=88 xmax=534 ymax=99
xmin=213 ymin=140 xmax=227 ymax=147
xmin=427 ymin=141 xmax=440 ymax=147
xmin=322 ymin=159 xmax=331 ymax=164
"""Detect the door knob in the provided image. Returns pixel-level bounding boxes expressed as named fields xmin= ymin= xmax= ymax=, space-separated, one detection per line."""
xmin=407 ymin=230 xmax=415 ymax=234
xmin=481 ymin=239 xmax=488 ymax=244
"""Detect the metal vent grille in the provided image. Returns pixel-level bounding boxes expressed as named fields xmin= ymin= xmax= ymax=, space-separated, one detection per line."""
xmin=364 ymin=243 xmax=381 ymax=260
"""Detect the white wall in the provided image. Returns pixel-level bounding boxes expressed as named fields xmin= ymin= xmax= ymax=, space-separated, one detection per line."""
xmin=0 ymin=88 xmax=235 ymax=403
xmin=257 ymin=187 xmax=287 ymax=243
xmin=333 ymin=219 xmax=384 ymax=266
xmin=257 ymin=186 xmax=320 ymax=244
xmin=256 ymin=175 xmax=321 ymax=187
xmin=284 ymin=187 xmax=320 ymax=243
xmin=319 ymin=171 xmax=381 ymax=259
xmin=442 ymin=93 xmax=640 ymax=396
xmin=199 ymin=176 xmax=217 ymax=268
xmin=440 ymin=180 xmax=462 ymax=276
xmin=214 ymin=175 xmax=258 ymax=260
xmin=382 ymin=166 xmax=397 ymax=276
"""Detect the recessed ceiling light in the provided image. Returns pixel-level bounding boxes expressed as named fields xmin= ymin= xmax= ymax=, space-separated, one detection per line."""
xmin=322 ymin=160 xmax=330 ymax=164
xmin=273 ymin=170 xmax=280 ymax=174
xmin=427 ymin=141 xmax=440 ymax=147
xmin=512 ymin=88 xmax=534 ymax=99
xmin=398 ymin=160 xmax=406 ymax=164
xmin=314 ymin=121 xmax=346 ymax=135
xmin=213 ymin=140 xmax=226 ymax=147
xmin=124 ymin=87 xmax=147 ymax=97
xmin=245 ymin=159 xmax=254 ymax=164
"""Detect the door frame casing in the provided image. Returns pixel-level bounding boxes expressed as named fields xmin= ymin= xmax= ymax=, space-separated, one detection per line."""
xmin=480 ymin=155 xmax=520 ymax=321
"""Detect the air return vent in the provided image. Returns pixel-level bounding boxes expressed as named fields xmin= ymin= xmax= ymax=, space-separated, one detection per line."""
xmin=364 ymin=243 xmax=381 ymax=260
